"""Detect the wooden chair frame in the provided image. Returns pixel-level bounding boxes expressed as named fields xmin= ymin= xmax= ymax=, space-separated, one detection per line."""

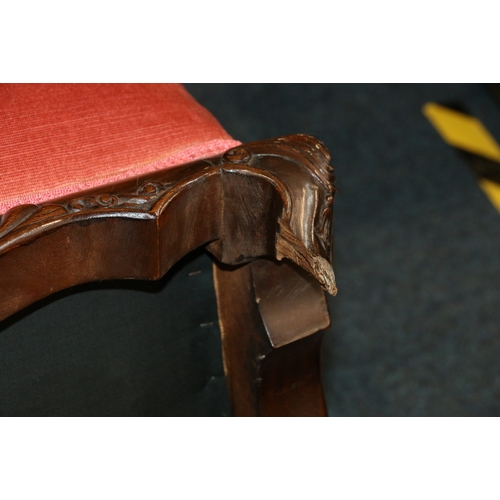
xmin=0 ymin=134 xmax=336 ymax=416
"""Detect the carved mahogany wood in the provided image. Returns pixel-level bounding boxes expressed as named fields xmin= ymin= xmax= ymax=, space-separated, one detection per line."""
xmin=0 ymin=134 xmax=336 ymax=416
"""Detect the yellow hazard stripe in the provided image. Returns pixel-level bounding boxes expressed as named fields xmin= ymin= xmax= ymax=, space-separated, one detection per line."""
xmin=423 ymin=102 xmax=500 ymax=162
xmin=478 ymin=178 xmax=500 ymax=213
xmin=423 ymin=101 xmax=500 ymax=214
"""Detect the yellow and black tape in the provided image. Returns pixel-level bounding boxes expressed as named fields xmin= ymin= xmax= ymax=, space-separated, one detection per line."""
xmin=423 ymin=101 xmax=500 ymax=213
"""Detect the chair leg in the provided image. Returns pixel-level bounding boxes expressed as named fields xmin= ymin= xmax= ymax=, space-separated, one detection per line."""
xmin=213 ymin=258 xmax=330 ymax=417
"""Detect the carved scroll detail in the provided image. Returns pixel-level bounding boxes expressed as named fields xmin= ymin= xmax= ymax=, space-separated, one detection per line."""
xmin=0 ymin=179 xmax=182 ymax=255
xmin=0 ymin=181 xmax=176 ymax=231
xmin=65 ymin=181 xmax=179 ymax=212
xmin=221 ymin=134 xmax=337 ymax=295
xmin=275 ymin=224 xmax=337 ymax=296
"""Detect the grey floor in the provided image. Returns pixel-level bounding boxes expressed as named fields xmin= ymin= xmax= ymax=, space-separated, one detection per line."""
xmin=186 ymin=84 xmax=500 ymax=416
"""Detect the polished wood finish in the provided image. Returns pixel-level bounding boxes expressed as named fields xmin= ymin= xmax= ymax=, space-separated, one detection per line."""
xmin=214 ymin=259 xmax=330 ymax=416
xmin=0 ymin=134 xmax=336 ymax=416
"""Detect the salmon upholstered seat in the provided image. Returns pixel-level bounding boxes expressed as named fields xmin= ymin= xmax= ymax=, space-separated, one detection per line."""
xmin=0 ymin=84 xmax=240 ymax=215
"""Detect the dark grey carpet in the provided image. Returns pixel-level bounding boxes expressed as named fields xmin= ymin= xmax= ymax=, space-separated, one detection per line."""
xmin=186 ymin=84 xmax=500 ymax=416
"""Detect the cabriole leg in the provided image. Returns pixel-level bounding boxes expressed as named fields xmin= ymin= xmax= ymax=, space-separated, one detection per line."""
xmin=213 ymin=258 xmax=330 ymax=417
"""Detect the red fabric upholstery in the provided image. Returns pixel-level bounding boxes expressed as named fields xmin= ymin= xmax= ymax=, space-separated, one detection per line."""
xmin=0 ymin=84 xmax=240 ymax=214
